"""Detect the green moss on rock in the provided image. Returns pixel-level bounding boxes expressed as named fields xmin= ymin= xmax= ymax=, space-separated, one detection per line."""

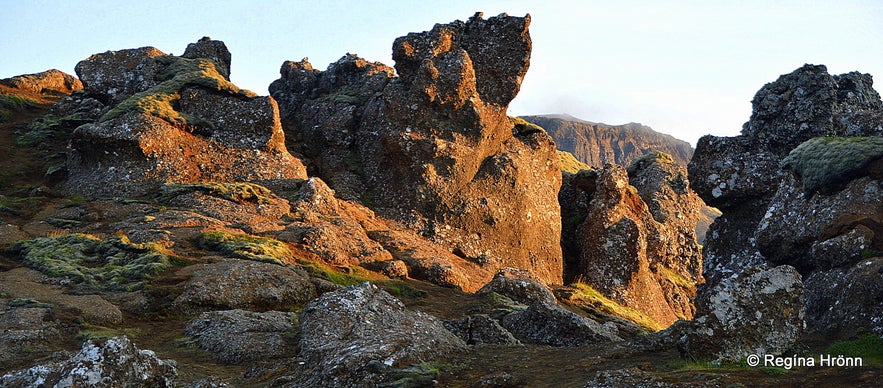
xmin=14 ymin=233 xmax=171 ymax=292
xmin=199 ymin=231 xmax=291 ymax=264
xmin=100 ymin=56 xmax=257 ymax=125
xmin=510 ymin=116 xmax=546 ymax=136
xmin=160 ymin=182 xmax=277 ymax=204
xmin=626 ymin=151 xmax=675 ymax=175
xmin=781 ymin=136 xmax=883 ymax=194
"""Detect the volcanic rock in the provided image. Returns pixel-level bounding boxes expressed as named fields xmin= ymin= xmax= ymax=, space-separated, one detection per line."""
xmin=292 ymin=282 xmax=465 ymax=387
xmin=679 ymin=265 xmax=804 ymax=362
xmin=0 ymin=336 xmax=177 ymax=387
xmin=500 ymin=301 xmax=621 ymax=346
xmin=270 ymin=13 xmax=564 ymax=285
xmin=688 ymin=64 xmax=883 ymax=343
xmin=64 ymin=39 xmax=306 ymax=197
xmin=0 ymin=69 xmax=83 ymax=94
xmin=184 ymin=309 xmax=299 ymax=364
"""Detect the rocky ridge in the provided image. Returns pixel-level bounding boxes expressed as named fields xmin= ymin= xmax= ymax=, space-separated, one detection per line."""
xmin=0 ymin=14 xmax=880 ymax=388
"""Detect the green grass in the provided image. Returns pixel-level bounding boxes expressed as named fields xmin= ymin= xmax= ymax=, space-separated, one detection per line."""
xmin=511 ymin=116 xmax=546 ymax=135
xmin=659 ymin=266 xmax=694 ymax=289
xmin=566 ymin=282 xmax=665 ymax=331
xmin=14 ymin=233 xmax=172 ymax=292
xmin=825 ymin=334 xmax=883 ymax=366
xmin=199 ymin=231 xmax=292 ymax=264
xmin=558 ymin=150 xmax=592 ymax=174
xmin=78 ymin=323 xmax=142 ymax=341
xmin=100 ymin=55 xmax=256 ymax=125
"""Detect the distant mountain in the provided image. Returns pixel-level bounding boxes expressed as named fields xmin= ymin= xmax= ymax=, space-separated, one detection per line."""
xmin=521 ymin=114 xmax=694 ymax=167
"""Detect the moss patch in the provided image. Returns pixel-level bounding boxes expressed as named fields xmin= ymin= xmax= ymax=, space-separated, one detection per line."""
xmin=511 ymin=116 xmax=546 ymax=136
xmin=558 ymin=150 xmax=593 ymax=174
xmin=160 ymin=182 xmax=278 ymax=204
xmin=626 ymin=151 xmax=675 ymax=175
xmin=296 ymin=259 xmax=378 ymax=286
xmin=100 ymin=56 xmax=257 ymax=125
xmin=824 ymin=334 xmax=883 ymax=366
xmin=566 ymin=282 xmax=665 ymax=331
xmin=781 ymin=136 xmax=883 ymax=195
xmin=14 ymin=233 xmax=172 ymax=292
xmin=199 ymin=231 xmax=291 ymax=264
xmin=0 ymin=93 xmax=41 ymax=122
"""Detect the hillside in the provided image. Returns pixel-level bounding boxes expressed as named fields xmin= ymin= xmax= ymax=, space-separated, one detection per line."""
xmin=522 ymin=113 xmax=694 ymax=167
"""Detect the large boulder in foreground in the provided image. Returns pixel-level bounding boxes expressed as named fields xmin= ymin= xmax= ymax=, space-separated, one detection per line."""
xmin=64 ymin=39 xmax=306 ymax=197
xmin=270 ymin=13 xmax=563 ymax=285
xmin=0 ymin=336 xmax=176 ymax=387
xmin=679 ymin=266 xmax=805 ymax=362
xmin=291 ymin=282 xmax=465 ymax=387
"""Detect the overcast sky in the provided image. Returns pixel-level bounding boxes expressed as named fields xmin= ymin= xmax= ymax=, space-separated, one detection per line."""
xmin=2 ymin=0 xmax=881 ymax=146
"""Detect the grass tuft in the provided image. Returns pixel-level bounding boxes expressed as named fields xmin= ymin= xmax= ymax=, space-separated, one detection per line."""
xmin=566 ymin=282 xmax=665 ymax=331
xmin=199 ymin=231 xmax=291 ymax=264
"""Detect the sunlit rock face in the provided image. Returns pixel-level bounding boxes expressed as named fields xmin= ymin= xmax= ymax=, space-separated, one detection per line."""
xmin=271 ymin=13 xmax=564 ymax=285
xmin=63 ymin=38 xmax=307 ymax=197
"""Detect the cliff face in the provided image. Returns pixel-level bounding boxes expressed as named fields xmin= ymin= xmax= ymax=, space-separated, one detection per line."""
xmin=521 ymin=114 xmax=694 ymax=167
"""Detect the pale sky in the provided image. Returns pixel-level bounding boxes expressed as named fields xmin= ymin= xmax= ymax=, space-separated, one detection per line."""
xmin=2 ymin=0 xmax=881 ymax=146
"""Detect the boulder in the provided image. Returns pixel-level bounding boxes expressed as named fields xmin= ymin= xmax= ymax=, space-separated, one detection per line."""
xmin=0 ymin=336 xmax=176 ymax=387
xmin=173 ymin=259 xmax=316 ymax=312
xmin=292 ymin=282 xmax=465 ymax=387
xmin=0 ymin=304 xmax=69 ymax=370
xmin=804 ymin=257 xmax=883 ymax=336
xmin=475 ymin=268 xmax=557 ymax=305
xmin=444 ymin=314 xmax=520 ymax=345
xmin=64 ymin=39 xmax=307 ymax=197
xmin=679 ymin=266 xmax=804 ymax=362
xmin=500 ymin=301 xmax=621 ymax=346
xmin=182 ymin=37 xmax=232 ymax=79
xmin=270 ymin=13 xmax=564 ymax=285
xmin=184 ymin=309 xmax=299 ymax=364
xmin=0 ymin=69 xmax=83 ymax=94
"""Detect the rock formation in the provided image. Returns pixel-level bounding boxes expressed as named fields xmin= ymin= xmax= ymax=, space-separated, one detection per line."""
xmin=0 ymin=69 xmax=83 ymax=95
xmin=687 ymin=64 xmax=883 ymax=357
xmin=561 ymin=153 xmax=704 ymax=327
xmin=61 ymin=38 xmax=306 ymax=197
xmin=270 ymin=12 xmax=563 ymax=285
xmin=521 ymin=114 xmax=694 ymax=167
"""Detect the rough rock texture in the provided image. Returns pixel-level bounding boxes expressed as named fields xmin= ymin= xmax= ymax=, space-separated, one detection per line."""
xmin=444 ymin=314 xmax=521 ymax=345
xmin=500 ymin=301 xmax=621 ymax=346
xmin=475 ymin=267 xmax=557 ymax=305
xmin=64 ymin=39 xmax=306 ymax=197
xmin=293 ymin=282 xmax=465 ymax=387
xmin=173 ymin=259 xmax=316 ymax=312
xmin=0 ymin=304 xmax=70 ymax=370
xmin=182 ymin=37 xmax=232 ymax=79
xmin=0 ymin=268 xmax=123 ymax=326
xmin=270 ymin=13 xmax=564 ymax=285
xmin=567 ymin=160 xmax=703 ymax=326
xmin=0 ymin=336 xmax=176 ymax=387
xmin=584 ymin=368 xmax=731 ymax=388
xmin=679 ymin=266 xmax=805 ymax=362
xmin=688 ymin=64 xmax=883 ymax=341
xmin=0 ymin=69 xmax=83 ymax=94
xmin=184 ymin=309 xmax=298 ymax=364
xmin=521 ymin=114 xmax=694 ymax=168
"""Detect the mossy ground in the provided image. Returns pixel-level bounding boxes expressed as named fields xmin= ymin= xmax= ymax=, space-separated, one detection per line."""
xmin=295 ymin=258 xmax=383 ymax=286
xmin=14 ymin=233 xmax=172 ymax=292
xmin=199 ymin=231 xmax=292 ymax=264
xmin=825 ymin=334 xmax=883 ymax=366
xmin=565 ymin=282 xmax=665 ymax=331
xmin=160 ymin=182 xmax=278 ymax=204
xmin=782 ymin=136 xmax=883 ymax=194
xmin=100 ymin=56 xmax=257 ymax=126
xmin=510 ymin=116 xmax=546 ymax=135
